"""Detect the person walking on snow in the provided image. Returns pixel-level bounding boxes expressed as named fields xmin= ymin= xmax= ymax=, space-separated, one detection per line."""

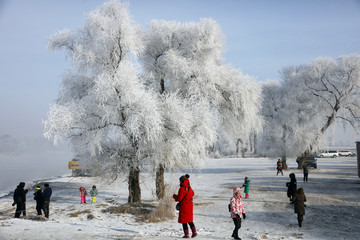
xmin=173 ymin=174 xmax=197 ymax=238
xmin=13 ymin=182 xmax=29 ymax=218
xmin=33 ymin=186 xmax=44 ymax=216
xmin=42 ymin=183 xmax=52 ymax=219
xmin=242 ymin=177 xmax=250 ymax=198
xmin=303 ymin=165 xmax=309 ymax=183
xmin=293 ymin=188 xmax=307 ymax=227
xmin=79 ymin=187 xmax=87 ymax=203
xmin=276 ymin=159 xmax=283 ymax=175
xmin=89 ymin=185 xmax=98 ymax=203
xmin=230 ymin=187 xmax=246 ymax=240
xmin=286 ymin=173 xmax=297 ymax=204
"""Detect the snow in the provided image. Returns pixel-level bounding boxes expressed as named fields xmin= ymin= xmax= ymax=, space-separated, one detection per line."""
xmin=1 ymin=157 xmax=359 ymax=240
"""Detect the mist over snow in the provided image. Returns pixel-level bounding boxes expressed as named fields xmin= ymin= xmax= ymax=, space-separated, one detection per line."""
xmin=0 ymin=135 xmax=72 ymax=192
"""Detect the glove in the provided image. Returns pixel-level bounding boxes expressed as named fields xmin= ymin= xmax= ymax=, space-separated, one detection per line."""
xmin=12 ymin=202 xmax=16 ymax=206
xmin=242 ymin=213 xmax=246 ymax=219
xmin=172 ymin=194 xmax=177 ymax=199
xmin=235 ymin=214 xmax=240 ymax=219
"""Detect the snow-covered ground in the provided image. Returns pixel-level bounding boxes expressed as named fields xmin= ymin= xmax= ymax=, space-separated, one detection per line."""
xmin=1 ymin=156 xmax=359 ymax=240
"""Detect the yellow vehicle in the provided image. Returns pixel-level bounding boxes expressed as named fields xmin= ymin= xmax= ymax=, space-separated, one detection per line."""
xmin=68 ymin=159 xmax=90 ymax=176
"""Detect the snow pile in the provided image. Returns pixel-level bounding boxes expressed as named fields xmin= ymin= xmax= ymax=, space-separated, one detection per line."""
xmin=1 ymin=157 xmax=359 ymax=239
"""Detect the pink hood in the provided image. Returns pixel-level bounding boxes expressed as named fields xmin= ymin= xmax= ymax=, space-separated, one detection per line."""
xmin=233 ymin=187 xmax=242 ymax=196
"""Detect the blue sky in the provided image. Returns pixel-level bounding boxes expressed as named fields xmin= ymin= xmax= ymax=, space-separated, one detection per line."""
xmin=1 ymin=0 xmax=360 ymax=141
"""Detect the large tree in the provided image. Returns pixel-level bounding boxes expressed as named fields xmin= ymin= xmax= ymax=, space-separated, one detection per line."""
xmin=259 ymin=54 xmax=360 ymax=168
xmin=143 ymin=19 xmax=262 ymax=198
xmin=43 ymin=1 xmax=163 ymax=203
xmin=258 ymin=80 xmax=318 ymax=168
xmin=288 ymin=55 xmax=360 ymax=167
xmin=45 ymin=0 xmax=263 ymax=203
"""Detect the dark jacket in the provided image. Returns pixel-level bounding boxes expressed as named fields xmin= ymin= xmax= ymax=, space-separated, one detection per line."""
xmin=34 ymin=190 xmax=43 ymax=203
xmin=287 ymin=173 xmax=297 ymax=198
xmin=294 ymin=191 xmax=307 ymax=215
xmin=42 ymin=187 xmax=52 ymax=201
xmin=13 ymin=182 xmax=28 ymax=203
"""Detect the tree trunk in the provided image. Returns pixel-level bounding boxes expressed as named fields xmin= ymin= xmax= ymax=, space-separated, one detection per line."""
xmin=242 ymin=147 xmax=246 ymax=158
xmin=281 ymin=126 xmax=288 ymax=169
xmin=154 ymin=78 xmax=166 ymax=200
xmin=155 ymin=164 xmax=165 ymax=199
xmin=236 ymin=138 xmax=247 ymax=157
xmin=249 ymin=134 xmax=253 ymax=152
xmin=281 ymin=155 xmax=288 ymax=170
xmin=253 ymin=132 xmax=257 ymax=154
xmin=128 ymin=166 xmax=141 ymax=203
xmin=236 ymin=138 xmax=242 ymax=157
xmin=298 ymin=150 xmax=310 ymax=169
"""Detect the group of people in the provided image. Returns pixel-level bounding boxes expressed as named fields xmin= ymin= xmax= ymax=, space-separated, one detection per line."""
xmin=173 ymin=174 xmax=250 ymax=239
xmin=12 ymin=168 xmax=304 ymax=238
xmin=12 ymin=182 xmax=52 ymax=219
xmin=286 ymin=172 xmax=307 ymax=227
xmin=79 ymin=185 xmax=98 ymax=203
xmin=276 ymin=159 xmax=308 ymax=228
xmin=12 ymin=182 xmax=99 ymax=219
xmin=277 ymin=158 xmax=310 ymax=182
xmin=173 ymin=166 xmax=307 ymax=239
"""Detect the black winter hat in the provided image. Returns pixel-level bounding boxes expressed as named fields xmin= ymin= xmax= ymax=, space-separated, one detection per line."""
xmin=179 ymin=176 xmax=186 ymax=182
xmin=179 ymin=174 xmax=190 ymax=182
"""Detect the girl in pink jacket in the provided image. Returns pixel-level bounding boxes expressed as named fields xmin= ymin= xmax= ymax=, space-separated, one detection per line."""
xmin=79 ymin=187 xmax=87 ymax=203
xmin=230 ymin=187 xmax=246 ymax=240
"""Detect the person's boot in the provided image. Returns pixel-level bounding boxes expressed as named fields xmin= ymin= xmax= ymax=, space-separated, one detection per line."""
xmin=183 ymin=229 xmax=190 ymax=238
xmin=298 ymin=220 xmax=302 ymax=227
xmin=234 ymin=230 xmax=241 ymax=239
xmin=190 ymin=226 xmax=197 ymax=238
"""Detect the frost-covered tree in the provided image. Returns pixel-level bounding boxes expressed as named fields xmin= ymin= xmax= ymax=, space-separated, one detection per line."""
xmin=258 ymin=80 xmax=319 ymax=168
xmin=285 ymin=54 xmax=360 ymax=167
xmin=143 ymin=19 xmax=262 ymax=197
xmin=43 ymin=1 xmax=163 ymax=203
xmin=45 ymin=0 xmax=263 ymax=203
xmin=258 ymin=81 xmax=289 ymax=164
xmin=261 ymin=54 xmax=360 ymax=168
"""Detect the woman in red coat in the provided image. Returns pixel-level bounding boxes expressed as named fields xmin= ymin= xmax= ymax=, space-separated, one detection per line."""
xmin=173 ymin=174 xmax=197 ymax=238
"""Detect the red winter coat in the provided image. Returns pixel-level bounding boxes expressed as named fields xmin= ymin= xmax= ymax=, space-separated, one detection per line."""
xmin=173 ymin=179 xmax=194 ymax=223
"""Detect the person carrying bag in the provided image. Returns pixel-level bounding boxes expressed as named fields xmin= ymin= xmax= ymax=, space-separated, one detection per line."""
xmin=173 ymin=174 xmax=197 ymax=238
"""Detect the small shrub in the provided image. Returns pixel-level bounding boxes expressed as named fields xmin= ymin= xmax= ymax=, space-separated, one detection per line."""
xmin=138 ymin=184 xmax=176 ymax=223
xmin=102 ymin=185 xmax=177 ymax=223
xmin=68 ymin=209 xmax=91 ymax=217
xmin=102 ymin=203 xmax=155 ymax=216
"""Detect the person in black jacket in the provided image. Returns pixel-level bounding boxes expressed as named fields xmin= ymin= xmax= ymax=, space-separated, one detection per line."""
xmin=42 ymin=183 xmax=52 ymax=218
xmin=33 ymin=186 xmax=44 ymax=216
xmin=13 ymin=182 xmax=29 ymax=218
xmin=286 ymin=173 xmax=297 ymax=204
xmin=303 ymin=165 xmax=309 ymax=183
